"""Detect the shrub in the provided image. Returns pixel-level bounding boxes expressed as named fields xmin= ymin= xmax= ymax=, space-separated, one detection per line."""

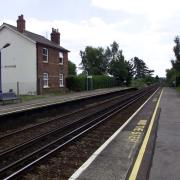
xmin=66 ymin=75 xmax=120 ymax=91
xmin=131 ymin=79 xmax=146 ymax=88
xmin=66 ymin=75 xmax=86 ymax=91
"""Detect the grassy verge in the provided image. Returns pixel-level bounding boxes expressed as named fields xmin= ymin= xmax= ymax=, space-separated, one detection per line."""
xmin=20 ymin=95 xmax=46 ymax=102
xmin=19 ymin=91 xmax=72 ymax=102
xmin=176 ymin=86 xmax=180 ymax=92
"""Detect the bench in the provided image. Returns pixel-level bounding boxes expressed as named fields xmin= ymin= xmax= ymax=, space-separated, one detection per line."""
xmin=0 ymin=92 xmax=20 ymax=105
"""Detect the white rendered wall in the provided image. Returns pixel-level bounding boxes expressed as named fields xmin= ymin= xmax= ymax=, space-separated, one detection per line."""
xmin=0 ymin=27 xmax=37 ymax=94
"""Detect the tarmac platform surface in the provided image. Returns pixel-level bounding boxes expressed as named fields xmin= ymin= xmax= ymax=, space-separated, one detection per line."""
xmin=0 ymin=87 xmax=128 ymax=116
xmin=149 ymin=88 xmax=180 ymax=180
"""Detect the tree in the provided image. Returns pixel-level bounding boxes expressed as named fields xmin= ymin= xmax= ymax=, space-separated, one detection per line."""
xmin=167 ymin=36 xmax=180 ymax=86
xmin=80 ymin=46 xmax=108 ymax=75
xmin=155 ymin=75 xmax=160 ymax=82
xmin=130 ymin=57 xmax=154 ymax=79
xmin=80 ymin=41 xmax=157 ymax=86
xmin=68 ymin=60 xmax=77 ymax=75
xmin=104 ymin=41 xmax=131 ymax=84
xmin=126 ymin=61 xmax=134 ymax=85
xmin=172 ymin=36 xmax=180 ymax=72
xmin=166 ymin=68 xmax=177 ymax=86
xmin=109 ymin=50 xmax=128 ymax=82
xmin=171 ymin=36 xmax=180 ymax=86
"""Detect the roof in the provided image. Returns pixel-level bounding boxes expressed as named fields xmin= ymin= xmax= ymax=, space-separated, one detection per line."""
xmin=2 ymin=23 xmax=69 ymax=52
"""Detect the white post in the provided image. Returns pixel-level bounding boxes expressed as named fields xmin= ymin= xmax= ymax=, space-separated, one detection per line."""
xmin=17 ymin=81 xmax=19 ymax=95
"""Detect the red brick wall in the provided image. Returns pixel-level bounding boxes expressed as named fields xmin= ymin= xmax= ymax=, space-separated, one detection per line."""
xmin=36 ymin=43 xmax=68 ymax=94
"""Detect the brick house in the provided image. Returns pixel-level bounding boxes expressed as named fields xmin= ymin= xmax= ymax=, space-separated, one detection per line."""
xmin=0 ymin=15 xmax=69 ymax=95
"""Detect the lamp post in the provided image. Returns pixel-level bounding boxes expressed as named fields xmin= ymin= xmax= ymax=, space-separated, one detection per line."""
xmin=0 ymin=43 xmax=11 ymax=93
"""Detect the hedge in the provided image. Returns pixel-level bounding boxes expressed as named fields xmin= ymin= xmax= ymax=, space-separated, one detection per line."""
xmin=66 ymin=75 xmax=120 ymax=91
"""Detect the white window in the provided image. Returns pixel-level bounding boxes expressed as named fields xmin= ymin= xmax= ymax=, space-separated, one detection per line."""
xmin=59 ymin=74 xmax=64 ymax=87
xmin=43 ymin=73 xmax=49 ymax=88
xmin=59 ymin=52 xmax=63 ymax=65
xmin=43 ymin=48 xmax=48 ymax=62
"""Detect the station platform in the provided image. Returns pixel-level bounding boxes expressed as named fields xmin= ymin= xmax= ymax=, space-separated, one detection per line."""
xmin=69 ymin=87 xmax=179 ymax=180
xmin=0 ymin=87 xmax=128 ymax=116
xmin=149 ymin=88 xmax=180 ymax=180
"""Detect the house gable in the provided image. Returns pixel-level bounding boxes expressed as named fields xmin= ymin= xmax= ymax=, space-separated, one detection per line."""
xmin=0 ymin=24 xmax=36 ymax=44
xmin=0 ymin=26 xmax=37 ymax=94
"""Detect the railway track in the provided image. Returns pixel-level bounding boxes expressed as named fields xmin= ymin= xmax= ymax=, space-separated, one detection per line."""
xmin=0 ymin=86 xmax=159 ymax=179
xmin=0 ymin=88 xmax=136 ymax=133
xmin=0 ymin=89 xmax=137 ymax=152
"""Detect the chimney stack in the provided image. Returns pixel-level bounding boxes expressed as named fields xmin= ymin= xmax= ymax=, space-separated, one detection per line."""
xmin=51 ymin=28 xmax=60 ymax=45
xmin=17 ymin=15 xmax=25 ymax=33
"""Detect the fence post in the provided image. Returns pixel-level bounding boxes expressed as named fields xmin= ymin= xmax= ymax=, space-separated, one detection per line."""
xmin=17 ymin=81 xmax=19 ymax=96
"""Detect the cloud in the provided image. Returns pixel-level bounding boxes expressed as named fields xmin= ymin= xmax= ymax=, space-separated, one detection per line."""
xmin=91 ymin=0 xmax=180 ymax=21
xmin=1 ymin=13 xmax=175 ymax=77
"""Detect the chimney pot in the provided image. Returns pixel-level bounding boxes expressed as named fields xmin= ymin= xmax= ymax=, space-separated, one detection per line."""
xmin=51 ymin=27 xmax=60 ymax=45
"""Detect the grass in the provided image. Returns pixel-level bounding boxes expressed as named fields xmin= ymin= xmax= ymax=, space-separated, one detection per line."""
xmin=19 ymin=91 xmax=72 ymax=102
xmin=176 ymin=86 xmax=180 ymax=92
xmin=20 ymin=95 xmax=46 ymax=102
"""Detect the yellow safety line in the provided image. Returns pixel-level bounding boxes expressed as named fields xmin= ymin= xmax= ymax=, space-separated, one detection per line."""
xmin=129 ymin=89 xmax=163 ymax=180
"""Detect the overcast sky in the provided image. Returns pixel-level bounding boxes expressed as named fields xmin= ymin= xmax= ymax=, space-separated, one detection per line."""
xmin=1 ymin=0 xmax=180 ymax=77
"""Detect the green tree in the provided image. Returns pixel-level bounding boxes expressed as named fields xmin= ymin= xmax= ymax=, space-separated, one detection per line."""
xmin=155 ymin=75 xmax=160 ymax=82
xmin=166 ymin=68 xmax=177 ymax=86
xmin=171 ymin=36 xmax=180 ymax=86
xmin=172 ymin=36 xmax=180 ymax=72
xmin=109 ymin=50 xmax=128 ymax=82
xmin=130 ymin=57 xmax=154 ymax=79
xmin=68 ymin=60 xmax=77 ymax=75
xmin=80 ymin=46 xmax=108 ymax=75
xmin=126 ymin=61 xmax=134 ymax=85
xmin=106 ymin=41 xmax=130 ymax=84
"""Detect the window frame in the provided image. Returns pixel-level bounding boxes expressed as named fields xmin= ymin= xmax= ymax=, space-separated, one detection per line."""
xmin=43 ymin=72 xmax=49 ymax=88
xmin=43 ymin=48 xmax=48 ymax=63
xmin=59 ymin=73 xmax=64 ymax=87
xmin=59 ymin=52 xmax=64 ymax=65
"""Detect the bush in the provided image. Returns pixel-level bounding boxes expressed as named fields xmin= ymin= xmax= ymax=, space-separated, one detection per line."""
xmin=92 ymin=75 xmax=118 ymax=89
xmin=176 ymin=86 xmax=180 ymax=92
xmin=131 ymin=79 xmax=146 ymax=88
xmin=66 ymin=75 xmax=120 ymax=91
xmin=66 ymin=75 xmax=86 ymax=91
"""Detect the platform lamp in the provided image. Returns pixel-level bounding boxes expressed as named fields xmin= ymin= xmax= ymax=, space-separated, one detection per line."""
xmin=0 ymin=43 xmax=11 ymax=94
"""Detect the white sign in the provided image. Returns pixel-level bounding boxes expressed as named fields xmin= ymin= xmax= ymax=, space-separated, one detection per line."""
xmin=87 ymin=75 xmax=92 ymax=78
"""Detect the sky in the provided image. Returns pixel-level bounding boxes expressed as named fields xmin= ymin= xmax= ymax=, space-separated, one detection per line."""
xmin=0 ymin=0 xmax=179 ymax=77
